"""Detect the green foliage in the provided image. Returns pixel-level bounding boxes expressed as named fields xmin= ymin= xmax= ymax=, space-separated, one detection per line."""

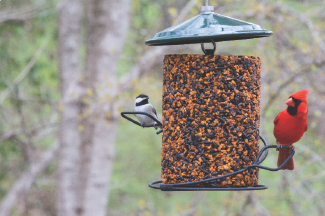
xmin=0 ymin=0 xmax=59 ymax=206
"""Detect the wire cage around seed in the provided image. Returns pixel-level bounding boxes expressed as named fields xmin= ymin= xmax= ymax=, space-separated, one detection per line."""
xmin=161 ymin=54 xmax=261 ymax=188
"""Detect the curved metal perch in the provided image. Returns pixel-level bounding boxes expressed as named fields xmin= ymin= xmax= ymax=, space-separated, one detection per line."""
xmin=120 ymin=111 xmax=295 ymax=191
xmin=149 ymin=136 xmax=295 ymax=191
xmin=121 ymin=111 xmax=163 ymax=134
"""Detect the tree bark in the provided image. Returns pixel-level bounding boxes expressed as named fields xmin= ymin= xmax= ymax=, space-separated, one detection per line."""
xmin=58 ymin=0 xmax=130 ymax=214
xmin=77 ymin=1 xmax=130 ymax=215
xmin=57 ymin=0 xmax=83 ymax=215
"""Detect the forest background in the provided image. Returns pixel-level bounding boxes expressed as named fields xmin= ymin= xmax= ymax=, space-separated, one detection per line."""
xmin=0 ymin=0 xmax=325 ymax=215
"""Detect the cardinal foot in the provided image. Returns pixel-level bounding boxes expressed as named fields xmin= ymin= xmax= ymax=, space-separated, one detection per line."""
xmin=276 ymin=142 xmax=283 ymax=151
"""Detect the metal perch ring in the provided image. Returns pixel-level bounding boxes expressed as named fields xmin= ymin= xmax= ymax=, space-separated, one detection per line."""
xmin=120 ymin=111 xmax=295 ymax=191
xmin=149 ymin=137 xmax=295 ymax=191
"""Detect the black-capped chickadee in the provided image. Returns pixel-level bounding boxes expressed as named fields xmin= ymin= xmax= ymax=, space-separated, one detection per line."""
xmin=134 ymin=94 xmax=162 ymax=130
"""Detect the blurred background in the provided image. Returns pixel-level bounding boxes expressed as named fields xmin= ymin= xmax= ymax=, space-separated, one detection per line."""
xmin=0 ymin=0 xmax=325 ymax=215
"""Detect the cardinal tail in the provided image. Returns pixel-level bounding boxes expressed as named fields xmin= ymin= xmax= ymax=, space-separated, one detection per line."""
xmin=277 ymin=148 xmax=294 ymax=170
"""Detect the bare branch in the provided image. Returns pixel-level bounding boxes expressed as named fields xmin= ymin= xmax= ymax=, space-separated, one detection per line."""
xmin=0 ymin=142 xmax=59 ymax=216
xmin=0 ymin=0 xmax=52 ymax=24
xmin=281 ymin=174 xmax=305 ymax=216
xmin=175 ymin=0 xmax=198 ymax=24
xmin=118 ymin=46 xmax=176 ymax=92
xmin=0 ymin=119 xmax=57 ymax=143
xmin=237 ymin=192 xmax=270 ymax=216
xmin=263 ymin=61 xmax=325 ymax=111
xmin=0 ymin=37 xmax=49 ymax=105
xmin=118 ymin=0 xmax=198 ymax=93
xmin=263 ymin=69 xmax=306 ymax=111
xmin=298 ymin=145 xmax=325 ymax=171
xmin=273 ymin=2 xmax=325 ymax=55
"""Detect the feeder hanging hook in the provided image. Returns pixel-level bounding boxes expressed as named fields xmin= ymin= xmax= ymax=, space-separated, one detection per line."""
xmin=201 ymin=40 xmax=216 ymax=56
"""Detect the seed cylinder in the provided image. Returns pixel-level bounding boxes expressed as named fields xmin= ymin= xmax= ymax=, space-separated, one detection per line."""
xmin=162 ymin=54 xmax=261 ymax=187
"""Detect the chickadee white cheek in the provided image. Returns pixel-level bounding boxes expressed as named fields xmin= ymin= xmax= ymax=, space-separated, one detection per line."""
xmin=135 ymin=97 xmax=145 ymax=104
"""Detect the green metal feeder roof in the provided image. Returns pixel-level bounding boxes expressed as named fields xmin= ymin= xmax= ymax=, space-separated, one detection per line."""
xmin=145 ymin=12 xmax=273 ymax=46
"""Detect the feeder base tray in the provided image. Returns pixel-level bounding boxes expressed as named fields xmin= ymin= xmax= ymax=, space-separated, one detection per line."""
xmin=149 ymin=180 xmax=268 ymax=191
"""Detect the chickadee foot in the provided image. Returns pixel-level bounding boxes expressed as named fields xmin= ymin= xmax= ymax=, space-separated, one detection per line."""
xmin=140 ymin=123 xmax=145 ymax=128
xmin=290 ymin=145 xmax=295 ymax=153
xmin=276 ymin=142 xmax=283 ymax=151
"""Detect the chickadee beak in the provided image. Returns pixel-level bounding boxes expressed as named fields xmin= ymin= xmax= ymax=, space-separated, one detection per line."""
xmin=286 ymin=98 xmax=295 ymax=107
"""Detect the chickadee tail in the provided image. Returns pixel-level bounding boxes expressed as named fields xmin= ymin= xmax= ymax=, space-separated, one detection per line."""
xmin=277 ymin=148 xmax=294 ymax=170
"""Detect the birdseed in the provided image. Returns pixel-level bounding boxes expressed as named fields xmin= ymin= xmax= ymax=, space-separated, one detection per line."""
xmin=161 ymin=54 xmax=261 ymax=187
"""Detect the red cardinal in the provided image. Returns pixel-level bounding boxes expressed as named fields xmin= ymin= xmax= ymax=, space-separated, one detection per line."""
xmin=273 ymin=90 xmax=309 ymax=170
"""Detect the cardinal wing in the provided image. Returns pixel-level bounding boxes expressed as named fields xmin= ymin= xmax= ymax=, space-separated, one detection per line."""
xmin=273 ymin=112 xmax=282 ymax=125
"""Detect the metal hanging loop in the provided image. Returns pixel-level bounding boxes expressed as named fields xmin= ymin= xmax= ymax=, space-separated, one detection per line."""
xmin=201 ymin=40 xmax=216 ymax=55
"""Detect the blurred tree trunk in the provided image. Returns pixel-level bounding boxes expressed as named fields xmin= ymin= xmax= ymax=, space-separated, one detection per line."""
xmin=78 ymin=0 xmax=130 ymax=215
xmin=57 ymin=0 xmax=83 ymax=215
xmin=58 ymin=0 xmax=130 ymax=215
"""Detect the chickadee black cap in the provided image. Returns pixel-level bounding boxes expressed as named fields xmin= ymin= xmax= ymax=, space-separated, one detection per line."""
xmin=136 ymin=94 xmax=149 ymax=99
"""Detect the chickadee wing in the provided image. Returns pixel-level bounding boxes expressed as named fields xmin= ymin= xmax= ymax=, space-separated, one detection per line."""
xmin=150 ymin=104 xmax=158 ymax=118
xmin=150 ymin=104 xmax=162 ymax=130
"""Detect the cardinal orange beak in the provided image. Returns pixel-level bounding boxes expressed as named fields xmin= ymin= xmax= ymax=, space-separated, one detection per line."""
xmin=286 ymin=98 xmax=295 ymax=107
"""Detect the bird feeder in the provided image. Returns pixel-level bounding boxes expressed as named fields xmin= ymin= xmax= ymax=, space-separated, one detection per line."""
xmin=121 ymin=0 xmax=294 ymax=191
